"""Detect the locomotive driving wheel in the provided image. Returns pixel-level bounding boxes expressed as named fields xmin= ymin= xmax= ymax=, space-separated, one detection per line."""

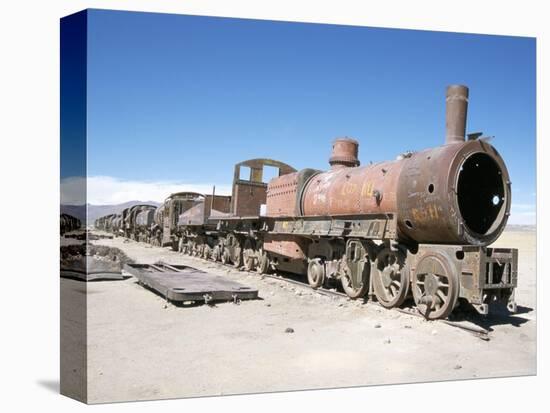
xmin=340 ymin=240 xmax=370 ymax=299
xmin=243 ymin=239 xmax=256 ymax=272
xmin=211 ymin=245 xmax=221 ymax=261
xmin=341 ymin=262 xmax=369 ymax=298
xmin=184 ymin=241 xmax=193 ymax=255
xmin=197 ymin=244 xmax=205 ymax=258
xmin=221 ymin=248 xmax=230 ymax=264
xmin=256 ymin=247 xmax=271 ymax=274
xmin=224 ymin=235 xmax=242 ymax=268
xmin=307 ymin=258 xmax=325 ymax=288
xmin=372 ymin=247 xmax=410 ymax=309
xmin=231 ymin=245 xmax=242 ymax=268
xmin=192 ymin=241 xmax=199 ymax=256
xmin=412 ymin=251 xmax=459 ymax=320
xmin=171 ymin=238 xmax=179 ymax=252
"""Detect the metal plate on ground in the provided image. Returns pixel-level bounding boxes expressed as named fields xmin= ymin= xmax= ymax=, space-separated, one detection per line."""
xmin=60 ymin=256 xmax=126 ymax=282
xmin=60 ymin=269 xmax=126 ymax=282
xmin=123 ymin=263 xmax=258 ymax=303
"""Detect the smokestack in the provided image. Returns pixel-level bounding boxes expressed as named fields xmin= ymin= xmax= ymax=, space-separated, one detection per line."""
xmin=329 ymin=137 xmax=360 ymax=169
xmin=445 ymin=85 xmax=469 ymax=144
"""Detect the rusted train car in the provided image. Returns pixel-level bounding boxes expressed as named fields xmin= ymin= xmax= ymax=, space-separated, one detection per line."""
xmin=177 ymin=159 xmax=296 ymax=262
xmin=134 ymin=207 xmax=157 ymax=242
xmin=124 ymin=204 xmax=157 ymax=240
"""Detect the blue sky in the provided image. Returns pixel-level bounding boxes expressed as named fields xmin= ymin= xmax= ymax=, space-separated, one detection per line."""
xmin=85 ymin=9 xmax=535 ymax=222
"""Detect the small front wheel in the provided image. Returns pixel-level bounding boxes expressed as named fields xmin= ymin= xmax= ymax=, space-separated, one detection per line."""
xmin=256 ymin=249 xmax=271 ymax=274
xmin=307 ymin=259 xmax=325 ymax=289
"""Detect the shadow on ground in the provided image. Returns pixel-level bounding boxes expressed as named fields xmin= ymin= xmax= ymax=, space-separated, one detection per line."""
xmin=449 ymin=303 xmax=534 ymax=331
xmin=37 ymin=379 xmax=59 ymax=394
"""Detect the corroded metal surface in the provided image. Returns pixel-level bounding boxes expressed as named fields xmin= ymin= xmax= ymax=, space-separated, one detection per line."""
xmin=329 ymin=137 xmax=360 ymax=169
xmin=266 ymin=169 xmax=319 ymax=217
xmin=409 ymin=244 xmax=518 ymax=318
xmin=124 ymin=263 xmax=258 ymax=303
xmin=177 ymin=194 xmax=232 ymax=226
xmin=136 ymin=208 xmax=155 ymax=227
xmin=161 ymin=192 xmax=204 ymax=246
xmin=396 ymin=139 xmax=511 ymax=245
xmin=300 ymin=158 xmax=404 ymax=218
xmin=446 ymin=84 xmax=469 ymax=144
xmin=263 ymin=233 xmax=309 ymax=260
xmin=231 ymin=158 xmax=297 ymax=217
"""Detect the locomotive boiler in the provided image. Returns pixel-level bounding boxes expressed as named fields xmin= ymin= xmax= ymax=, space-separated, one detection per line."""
xmin=263 ymin=85 xmax=517 ymax=319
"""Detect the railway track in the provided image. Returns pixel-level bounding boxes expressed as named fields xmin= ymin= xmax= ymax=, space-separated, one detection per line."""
xmin=181 ymin=252 xmax=492 ymax=341
xmin=106 ymin=236 xmax=491 ymax=341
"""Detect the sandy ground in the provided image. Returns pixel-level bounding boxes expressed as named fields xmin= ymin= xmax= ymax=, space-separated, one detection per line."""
xmin=61 ymin=230 xmax=536 ymax=403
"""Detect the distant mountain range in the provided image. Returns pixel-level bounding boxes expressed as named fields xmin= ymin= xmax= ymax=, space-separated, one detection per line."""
xmin=61 ymin=201 xmax=161 ymax=225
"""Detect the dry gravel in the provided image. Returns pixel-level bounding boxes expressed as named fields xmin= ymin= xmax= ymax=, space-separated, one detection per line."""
xmin=61 ymin=230 xmax=536 ymax=403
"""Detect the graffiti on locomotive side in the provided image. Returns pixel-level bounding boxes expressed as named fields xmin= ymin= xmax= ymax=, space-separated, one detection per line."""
xmin=340 ymin=181 xmax=359 ymax=196
xmin=411 ymin=204 xmax=440 ymax=222
xmin=361 ymin=181 xmax=374 ymax=198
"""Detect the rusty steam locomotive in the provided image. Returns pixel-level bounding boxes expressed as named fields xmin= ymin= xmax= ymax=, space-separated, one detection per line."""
xmin=95 ymin=85 xmax=518 ymax=320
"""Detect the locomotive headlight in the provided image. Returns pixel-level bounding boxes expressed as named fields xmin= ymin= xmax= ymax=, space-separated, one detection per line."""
xmin=455 ymin=151 xmax=509 ymax=238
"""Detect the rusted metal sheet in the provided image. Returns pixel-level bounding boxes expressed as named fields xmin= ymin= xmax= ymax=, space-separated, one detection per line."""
xmin=126 ymin=204 xmax=157 ymax=232
xmin=177 ymin=194 xmax=232 ymax=226
xmin=263 ymin=233 xmax=309 ymax=260
xmin=178 ymin=202 xmax=206 ymax=226
xmin=136 ymin=208 xmax=155 ymax=227
xmin=206 ymin=194 xmax=232 ymax=217
xmin=153 ymin=204 xmax=165 ymax=227
xmin=269 ymin=214 xmax=396 ymax=239
xmin=231 ymin=158 xmax=297 ymax=217
xmin=266 ymin=168 xmax=319 ymax=217
xmin=124 ymin=263 xmax=258 ymax=303
xmin=162 ymin=192 xmax=204 ymax=245
xmin=265 ymin=171 xmax=299 ymax=217
xmin=300 ymin=158 xmax=404 ymax=218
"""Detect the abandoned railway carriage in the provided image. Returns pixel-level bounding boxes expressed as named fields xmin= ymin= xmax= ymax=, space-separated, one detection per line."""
xmin=134 ymin=206 xmax=157 ymax=242
xmin=176 ymin=159 xmax=296 ymax=260
xmin=93 ymin=85 xmax=518 ymax=320
xmin=124 ymin=204 xmax=157 ymax=240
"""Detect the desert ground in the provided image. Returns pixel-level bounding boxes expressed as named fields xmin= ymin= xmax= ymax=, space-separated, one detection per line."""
xmin=61 ymin=229 xmax=536 ymax=403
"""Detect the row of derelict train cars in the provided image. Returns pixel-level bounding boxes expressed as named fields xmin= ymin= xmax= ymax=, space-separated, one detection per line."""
xmin=82 ymin=86 xmax=518 ymax=320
